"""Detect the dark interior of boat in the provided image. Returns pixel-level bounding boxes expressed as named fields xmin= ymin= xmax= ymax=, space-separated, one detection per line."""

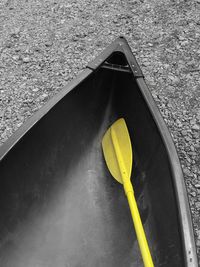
xmin=0 ymin=52 xmax=185 ymax=266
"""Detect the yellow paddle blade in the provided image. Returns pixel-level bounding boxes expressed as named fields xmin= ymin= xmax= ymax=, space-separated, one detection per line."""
xmin=102 ymin=118 xmax=132 ymax=184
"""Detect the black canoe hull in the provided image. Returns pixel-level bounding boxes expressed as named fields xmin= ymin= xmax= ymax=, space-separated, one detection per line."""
xmin=0 ymin=37 xmax=198 ymax=267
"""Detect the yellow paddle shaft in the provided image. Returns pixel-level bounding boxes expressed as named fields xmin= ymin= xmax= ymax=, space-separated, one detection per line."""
xmin=111 ymin=129 xmax=154 ymax=267
xmin=126 ymin=183 xmax=154 ymax=267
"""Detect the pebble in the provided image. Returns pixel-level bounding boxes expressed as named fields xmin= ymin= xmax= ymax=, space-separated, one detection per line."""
xmin=183 ymin=168 xmax=193 ymax=177
xmin=15 ymin=47 xmax=21 ymax=52
xmin=45 ymin=41 xmax=53 ymax=47
xmin=192 ymin=132 xmax=200 ymax=139
xmin=152 ymin=92 xmax=158 ymax=99
xmin=12 ymin=55 xmax=20 ymax=61
xmin=186 ymin=157 xmax=191 ymax=163
xmin=190 ymin=145 xmax=195 ymax=151
xmin=167 ymin=103 xmax=173 ymax=108
xmin=190 ymin=119 xmax=196 ymax=125
xmin=168 ymin=75 xmax=180 ymax=84
xmin=178 ymin=35 xmax=185 ymax=41
xmin=40 ymin=93 xmax=48 ymax=101
xmin=188 ymin=151 xmax=197 ymax=157
xmin=185 ymin=137 xmax=191 ymax=142
xmin=176 ymin=119 xmax=182 ymax=127
xmin=142 ymin=61 xmax=151 ymax=67
xmin=192 ymin=124 xmax=200 ymax=130
xmin=17 ymin=122 xmax=23 ymax=127
xmin=190 ymin=191 xmax=197 ymax=197
xmin=195 ymin=184 xmax=200 ymax=189
xmin=181 ymin=130 xmax=188 ymax=136
xmin=22 ymin=56 xmax=31 ymax=63
xmin=195 ymin=202 xmax=200 ymax=210
xmin=180 ymin=40 xmax=189 ymax=46
xmin=32 ymin=88 xmax=39 ymax=92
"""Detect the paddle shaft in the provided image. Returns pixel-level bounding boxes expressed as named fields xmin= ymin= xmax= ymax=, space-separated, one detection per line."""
xmin=111 ymin=128 xmax=154 ymax=267
xmin=125 ymin=182 xmax=154 ymax=267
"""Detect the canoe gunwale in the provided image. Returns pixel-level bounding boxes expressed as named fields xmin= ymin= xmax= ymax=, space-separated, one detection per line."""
xmin=136 ymin=77 xmax=198 ymax=267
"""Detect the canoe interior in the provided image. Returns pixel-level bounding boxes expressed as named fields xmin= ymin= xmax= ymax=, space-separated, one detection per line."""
xmin=0 ymin=54 xmax=184 ymax=266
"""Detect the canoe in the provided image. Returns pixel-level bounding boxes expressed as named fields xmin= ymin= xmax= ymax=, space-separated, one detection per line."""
xmin=0 ymin=37 xmax=198 ymax=267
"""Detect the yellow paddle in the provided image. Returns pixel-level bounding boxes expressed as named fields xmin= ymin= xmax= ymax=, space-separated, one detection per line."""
xmin=102 ymin=118 xmax=154 ymax=267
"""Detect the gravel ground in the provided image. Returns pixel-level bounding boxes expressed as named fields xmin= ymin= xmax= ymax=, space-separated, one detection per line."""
xmin=0 ymin=0 xmax=200 ymax=263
